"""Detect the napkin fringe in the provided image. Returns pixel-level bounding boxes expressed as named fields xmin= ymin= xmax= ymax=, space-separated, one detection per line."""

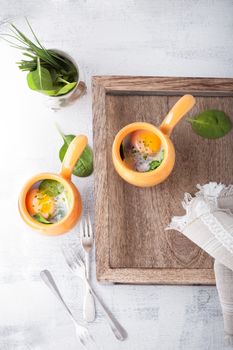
xmin=166 ymin=191 xmax=211 ymax=232
xmin=166 ymin=215 xmax=188 ymax=232
xmin=166 ymin=182 xmax=233 ymax=233
xmin=196 ymin=182 xmax=233 ymax=201
xmin=196 ymin=182 xmax=226 ymax=198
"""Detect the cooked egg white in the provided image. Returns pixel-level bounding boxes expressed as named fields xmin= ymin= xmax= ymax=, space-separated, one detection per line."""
xmin=122 ymin=130 xmax=164 ymax=172
xmin=26 ymin=187 xmax=69 ymax=223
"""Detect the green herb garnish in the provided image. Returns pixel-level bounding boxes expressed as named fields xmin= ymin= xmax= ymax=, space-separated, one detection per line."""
xmin=188 ymin=110 xmax=232 ymax=139
xmin=148 ymin=160 xmax=162 ymax=171
xmin=1 ymin=19 xmax=78 ymax=96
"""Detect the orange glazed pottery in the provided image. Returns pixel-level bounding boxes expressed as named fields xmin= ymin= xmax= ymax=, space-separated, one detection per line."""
xmin=18 ymin=135 xmax=87 ymax=235
xmin=112 ymin=95 xmax=195 ymax=187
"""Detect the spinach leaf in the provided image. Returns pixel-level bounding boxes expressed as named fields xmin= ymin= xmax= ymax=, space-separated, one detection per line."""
xmin=55 ymin=82 xmax=77 ymax=96
xmin=72 ymin=145 xmax=93 ymax=177
xmin=57 ymin=128 xmax=93 ymax=177
xmin=39 ymin=179 xmax=64 ymax=197
xmin=27 ymin=72 xmax=38 ymax=90
xmin=27 ymin=58 xmax=53 ymax=91
xmin=189 ymin=110 xmax=232 ymax=139
xmin=33 ymin=213 xmax=52 ymax=224
xmin=148 ymin=160 xmax=161 ymax=171
xmin=49 ymin=67 xmax=59 ymax=82
xmin=41 ymin=89 xmax=60 ymax=96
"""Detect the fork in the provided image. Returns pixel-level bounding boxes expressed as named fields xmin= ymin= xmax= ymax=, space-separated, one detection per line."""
xmin=40 ymin=270 xmax=99 ymax=350
xmin=62 ymin=248 xmax=127 ymax=341
xmin=80 ymin=216 xmax=96 ymax=322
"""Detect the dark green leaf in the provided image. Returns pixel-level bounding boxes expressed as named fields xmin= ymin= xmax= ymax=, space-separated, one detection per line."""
xmin=33 ymin=213 xmax=52 ymax=224
xmin=72 ymin=145 xmax=93 ymax=177
xmin=39 ymin=179 xmax=64 ymax=197
xmin=49 ymin=67 xmax=58 ymax=81
xmin=58 ymin=133 xmax=75 ymax=147
xmin=58 ymin=130 xmax=93 ymax=177
xmin=189 ymin=110 xmax=232 ymax=139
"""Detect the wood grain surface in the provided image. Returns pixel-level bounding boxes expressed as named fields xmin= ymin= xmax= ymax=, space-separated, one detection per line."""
xmin=93 ymin=76 xmax=233 ymax=96
xmin=93 ymin=76 xmax=233 ymax=284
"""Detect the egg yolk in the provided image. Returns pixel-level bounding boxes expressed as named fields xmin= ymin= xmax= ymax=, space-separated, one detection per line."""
xmin=26 ymin=188 xmax=55 ymax=219
xmin=130 ymin=130 xmax=161 ymax=154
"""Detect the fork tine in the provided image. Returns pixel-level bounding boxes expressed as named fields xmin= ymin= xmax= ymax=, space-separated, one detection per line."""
xmin=62 ymin=245 xmax=82 ymax=270
xmin=84 ymin=217 xmax=89 ymax=237
xmin=62 ymin=244 xmax=87 ymax=281
xmin=87 ymin=214 xmax=93 ymax=239
xmin=61 ymin=246 xmax=75 ymax=271
xmin=75 ymin=253 xmax=85 ymax=268
xmin=69 ymin=246 xmax=85 ymax=269
xmin=80 ymin=219 xmax=84 ymax=237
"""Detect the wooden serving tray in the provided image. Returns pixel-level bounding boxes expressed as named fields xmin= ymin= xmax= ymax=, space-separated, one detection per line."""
xmin=92 ymin=76 xmax=233 ymax=285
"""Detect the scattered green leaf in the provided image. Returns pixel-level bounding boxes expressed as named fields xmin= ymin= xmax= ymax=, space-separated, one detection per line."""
xmin=57 ymin=127 xmax=93 ymax=177
xmin=188 ymin=110 xmax=232 ymax=139
xmin=39 ymin=179 xmax=64 ymax=197
xmin=72 ymin=145 xmax=93 ymax=177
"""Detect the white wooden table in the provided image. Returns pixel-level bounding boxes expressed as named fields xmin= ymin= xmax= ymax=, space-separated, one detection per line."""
xmin=1 ymin=1 xmax=233 ymax=349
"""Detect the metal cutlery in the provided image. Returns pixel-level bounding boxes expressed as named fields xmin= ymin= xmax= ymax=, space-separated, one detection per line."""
xmin=62 ymin=248 xmax=127 ymax=341
xmin=40 ymin=270 xmax=99 ymax=350
xmin=80 ymin=216 xmax=96 ymax=322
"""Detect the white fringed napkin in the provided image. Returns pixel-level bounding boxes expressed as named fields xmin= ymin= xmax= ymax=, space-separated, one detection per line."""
xmin=167 ymin=182 xmax=233 ymax=343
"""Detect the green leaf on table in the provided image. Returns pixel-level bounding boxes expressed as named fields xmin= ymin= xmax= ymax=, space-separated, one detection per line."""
xmin=57 ymin=128 xmax=93 ymax=177
xmin=27 ymin=60 xmax=53 ymax=91
xmin=39 ymin=179 xmax=64 ymax=197
xmin=189 ymin=110 xmax=232 ymax=139
xmin=72 ymin=145 xmax=93 ymax=177
xmin=33 ymin=213 xmax=52 ymax=224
